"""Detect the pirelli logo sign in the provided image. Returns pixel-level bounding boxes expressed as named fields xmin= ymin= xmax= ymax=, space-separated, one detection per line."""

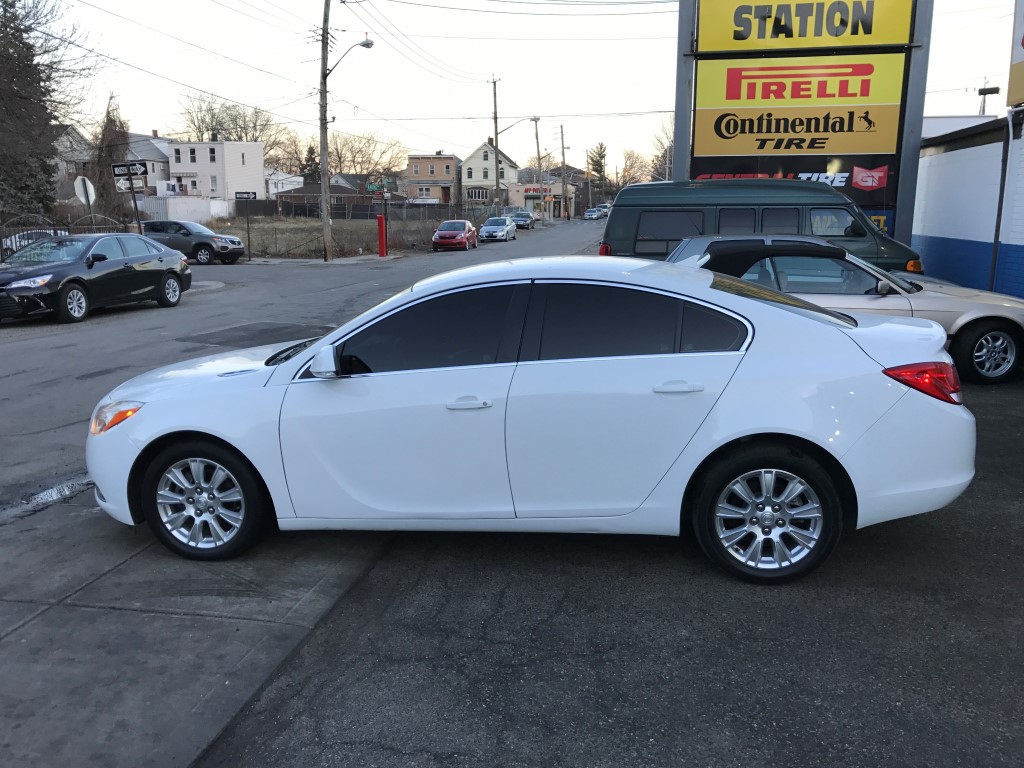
xmin=697 ymin=1 xmax=915 ymax=52
xmin=694 ymin=54 xmax=904 ymax=156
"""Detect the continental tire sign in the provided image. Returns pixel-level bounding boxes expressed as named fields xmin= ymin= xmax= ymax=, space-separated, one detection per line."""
xmin=697 ymin=1 xmax=914 ymax=52
xmin=694 ymin=54 xmax=904 ymax=156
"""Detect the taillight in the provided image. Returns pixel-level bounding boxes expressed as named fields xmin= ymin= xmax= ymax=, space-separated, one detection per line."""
xmin=883 ymin=362 xmax=962 ymax=404
xmin=598 ymin=243 xmax=611 ymax=256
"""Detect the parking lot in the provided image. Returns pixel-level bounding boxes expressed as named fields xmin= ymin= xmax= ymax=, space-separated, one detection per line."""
xmin=1 ymin=222 xmax=1021 ymax=767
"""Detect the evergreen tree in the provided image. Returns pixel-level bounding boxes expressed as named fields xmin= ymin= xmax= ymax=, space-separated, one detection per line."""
xmin=0 ymin=0 xmax=57 ymax=218
xmin=92 ymin=96 xmax=132 ymax=220
xmin=587 ymin=144 xmax=609 ymax=201
xmin=300 ymin=145 xmax=321 ymax=184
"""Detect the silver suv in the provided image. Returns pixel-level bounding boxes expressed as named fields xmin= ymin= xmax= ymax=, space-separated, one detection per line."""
xmin=142 ymin=220 xmax=245 ymax=265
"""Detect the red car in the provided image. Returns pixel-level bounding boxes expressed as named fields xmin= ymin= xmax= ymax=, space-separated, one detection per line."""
xmin=432 ymin=220 xmax=478 ymax=251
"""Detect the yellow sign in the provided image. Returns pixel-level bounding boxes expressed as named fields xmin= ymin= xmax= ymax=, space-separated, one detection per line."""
xmin=693 ymin=104 xmax=901 ymax=156
xmin=696 ymin=54 xmax=906 ymax=108
xmin=697 ymin=0 xmax=915 ymax=52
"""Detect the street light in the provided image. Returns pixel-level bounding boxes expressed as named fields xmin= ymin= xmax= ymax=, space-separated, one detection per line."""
xmin=319 ymin=37 xmax=373 ymax=261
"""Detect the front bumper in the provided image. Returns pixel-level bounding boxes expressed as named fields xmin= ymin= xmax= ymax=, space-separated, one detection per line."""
xmin=433 ymin=239 xmax=467 ymax=249
xmin=0 ymin=286 xmax=59 ymax=318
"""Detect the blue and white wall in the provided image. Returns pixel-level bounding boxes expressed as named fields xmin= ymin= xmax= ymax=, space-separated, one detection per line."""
xmin=912 ymin=112 xmax=1024 ymax=297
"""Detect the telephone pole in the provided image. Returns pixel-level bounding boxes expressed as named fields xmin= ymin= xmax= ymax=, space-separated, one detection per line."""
xmin=532 ymin=116 xmax=543 ymax=224
xmin=491 ymin=78 xmax=501 ymax=212
xmin=318 ymin=0 xmax=332 ymax=261
xmin=560 ymin=124 xmax=568 ymax=220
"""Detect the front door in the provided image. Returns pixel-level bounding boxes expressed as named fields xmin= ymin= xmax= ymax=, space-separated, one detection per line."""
xmin=279 ymin=283 xmax=529 ymax=520
xmin=83 ymin=236 xmax=128 ymax=305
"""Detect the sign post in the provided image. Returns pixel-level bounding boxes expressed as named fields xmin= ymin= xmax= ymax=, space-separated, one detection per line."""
xmin=235 ymin=192 xmax=257 ymax=261
xmin=111 ymin=162 xmax=146 ymax=233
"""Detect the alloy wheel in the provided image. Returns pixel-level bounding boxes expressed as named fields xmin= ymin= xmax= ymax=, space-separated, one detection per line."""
xmin=973 ymin=330 xmax=1016 ymax=379
xmin=155 ymin=458 xmax=246 ymax=550
xmin=66 ymin=288 xmax=87 ymax=318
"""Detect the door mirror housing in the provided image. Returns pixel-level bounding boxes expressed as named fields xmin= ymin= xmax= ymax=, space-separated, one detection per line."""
xmin=86 ymin=254 xmax=108 ymax=267
xmin=844 ymin=221 xmax=867 ymax=237
xmin=310 ymin=346 xmax=341 ymax=379
xmin=876 ymin=279 xmax=894 ymax=296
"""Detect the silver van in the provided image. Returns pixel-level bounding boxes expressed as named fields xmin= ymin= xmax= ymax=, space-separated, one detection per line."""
xmin=598 ymin=179 xmax=921 ymax=273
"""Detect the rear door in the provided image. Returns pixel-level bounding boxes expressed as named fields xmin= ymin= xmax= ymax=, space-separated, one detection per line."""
xmin=116 ymin=235 xmax=163 ymax=299
xmin=505 ymin=281 xmax=747 ymax=518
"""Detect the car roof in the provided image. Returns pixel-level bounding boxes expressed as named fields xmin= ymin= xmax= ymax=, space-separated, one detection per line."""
xmin=612 ymin=178 xmax=850 ymax=206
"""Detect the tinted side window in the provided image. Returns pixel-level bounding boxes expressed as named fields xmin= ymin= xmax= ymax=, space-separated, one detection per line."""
xmin=144 ymin=222 xmax=165 ymax=234
xmin=92 ymin=237 xmax=123 ymax=259
xmin=341 ymin=285 xmax=519 ymax=374
xmin=718 ymin=208 xmax=755 ymax=235
xmin=682 ymin=302 xmax=747 ymax=352
xmin=635 ymin=211 xmax=703 ymax=257
xmin=811 ymin=208 xmax=862 ymax=238
xmin=537 ymin=283 xmax=681 ymax=361
xmin=118 ymin=236 xmax=152 ymax=257
xmin=761 ymin=207 xmax=800 ymax=233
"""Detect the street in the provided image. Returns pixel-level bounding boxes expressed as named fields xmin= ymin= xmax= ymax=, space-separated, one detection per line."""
xmin=1 ymin=220 xmax=1022 ymax=768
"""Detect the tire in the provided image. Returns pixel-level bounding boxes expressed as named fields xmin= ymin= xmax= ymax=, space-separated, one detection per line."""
xmin=157 ymin=274 xmax=181 ymax=308
xmin=691 ymin=444 xmax=843 ymax=583
xmin=432 ymin=246 xmax=438 ymax=252
xmin=194 ymin=245 xmax=214 ymax=265
xmin=950 ymin=322 xmax=1020 ymax=384
xmin=471 ymin=239 xmax=477 ymax=249
xmin=512 ymin=230 xmax=517 ymax=240
xmin=56 ymin=283 xmax=89 ymax=323
xmin=140 ymin=440 xmax=269 ymax=560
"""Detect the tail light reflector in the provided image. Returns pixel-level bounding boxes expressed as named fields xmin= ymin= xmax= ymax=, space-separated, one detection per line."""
xmin=883 ymin=362 xmax=962 ymax=404
xmin=598 ymin=243 xmax=611 ymax=256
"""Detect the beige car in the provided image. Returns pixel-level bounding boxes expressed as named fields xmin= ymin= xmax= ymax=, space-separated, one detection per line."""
xmin=668 ymin=234 xmax=1024 ymax=384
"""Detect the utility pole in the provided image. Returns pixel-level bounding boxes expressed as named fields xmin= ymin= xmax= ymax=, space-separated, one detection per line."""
xmin=560 ymin=124 xmax=568 ymax=220
xmin=532 ymin=116 xmax=543 ymax=224
xmin=491 ymin=78 xmax=501 ymax=213
xmin=318 ymin=0 xmax=332 ymax=261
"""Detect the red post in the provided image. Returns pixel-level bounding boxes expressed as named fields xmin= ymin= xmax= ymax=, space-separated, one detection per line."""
xmin=376 ymin=214 xmax=387 ymax=257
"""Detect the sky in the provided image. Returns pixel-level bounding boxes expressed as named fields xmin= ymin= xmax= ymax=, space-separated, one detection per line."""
xmin=54 ymin=0 xmax=1018 ymax=174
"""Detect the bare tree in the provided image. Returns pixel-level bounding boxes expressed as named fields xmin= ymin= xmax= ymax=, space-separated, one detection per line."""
xmin=92 ymin=95 xmax=132 ymax=220
xmin=649 ymin=116 xmax=675 ymax=181
xmin=328 ymin=132 xmax=407 ymax=179
xmin=265 ymin=128 xmax=311 ymax=176
xmin=179 ymin=94 xmax=226 ymax=142
xmin=619 ymin=149 xmax=647 ymax=189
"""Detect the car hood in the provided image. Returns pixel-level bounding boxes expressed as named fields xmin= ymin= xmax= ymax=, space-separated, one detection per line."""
xmin=480 ymin=226 xmax=506 ymax=233
xmin=0 ymin=261 xmax=63 ymax=284
xmin=908 ymin=280 xmax=1024 ymax=310
xmin=104 ymin=342 xmax=294 ymax=402
xmin=839 ymin=313 xmax=951 ymax=369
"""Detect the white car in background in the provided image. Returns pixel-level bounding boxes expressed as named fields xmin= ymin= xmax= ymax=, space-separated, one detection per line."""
xmin=479 ymin=216 xmax=517 ymax=242
xmin=87 ymin=256 xmax=974 ymax=583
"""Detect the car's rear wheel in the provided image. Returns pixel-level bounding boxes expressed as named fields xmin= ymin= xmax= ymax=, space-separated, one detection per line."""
xmin=194 ymin=245 xmax=214 ymax=265
xmin=951 ymin=322 xmax=1019 ymax=384
xmin=157 ymin=274 xmax=181 ymax=307
xmin=140 ymin=441 xmax=269 ymax=560
xmin=692 ymin=444 xmax=843 ymax=583
xmin=56 ymin=283 xmax=89 ymax=323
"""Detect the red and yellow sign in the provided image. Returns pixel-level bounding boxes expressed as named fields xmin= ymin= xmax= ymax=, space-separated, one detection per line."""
xmin=696 ymin=54 xmax=906 ymax=108
xmin=697 ymin=0 xmax=915 ymax=52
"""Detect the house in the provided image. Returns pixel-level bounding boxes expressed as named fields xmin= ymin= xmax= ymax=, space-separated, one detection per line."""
xmin=166 ymin=136 xmax=265 ymax=199
xmin=51 ymin=125 xmax=94 ymax=202
xmin=265 ymin=169 xmax=304 ymax=199
xmin=461 ymin=140 xmax=518 ymax=206
xmin=127 ymin=131 xmax=171 ymax=195
xmin=402 ymin=152 xmax=461 ymax=205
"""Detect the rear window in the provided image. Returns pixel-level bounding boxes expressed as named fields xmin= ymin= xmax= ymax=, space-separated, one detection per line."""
xmin=709 ymin=273 xmax=857 ymax=328
xmin=634 ymin=210 xmax=704 ymax=257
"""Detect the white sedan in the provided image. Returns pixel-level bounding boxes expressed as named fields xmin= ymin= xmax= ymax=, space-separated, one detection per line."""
xmin=479 ymin=216 xmax=517 ymax=242
xmin=87 ymin=257 xmax=975 ymax=583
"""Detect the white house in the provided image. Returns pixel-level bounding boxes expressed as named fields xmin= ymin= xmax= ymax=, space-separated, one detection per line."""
xmin=265 ymin=169 xmax=304 ymax=199
xmin=166 ymin=138 xmax=265 ymax=199
xmin=461 ymin=140 xmax=519 ymax=205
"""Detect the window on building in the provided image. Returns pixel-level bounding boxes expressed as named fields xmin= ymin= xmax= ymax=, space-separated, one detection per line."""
xmin=429 ymin=164 xmax=435 ymax=175
xmin=499 ymin=168 xmax=505 ymax=179
xmin=445 ymin=164 xmax=451 ymax=175
xmin=174 ymin=148 xmax=181 ymax=163
xmin=417 ymin=186 xmax=431 ymax=198
xmin=190 ymin=179 xmax=198 ymax=190
xmin=242 ymin=152 xmax=246 ymax=166
xmin=483 ymin=151 xmax=489 ymax=161
xmin=211 ymin=175 xmax=218 ymax=192
xmin=483 ymin=168 xmax=489 ymax=179
xmin=467 ymin=168 xmax=473 ymax=179
xmin=209 ymin=147 xmax=216 ymax=162
xmin=468 ymin=188 xmax=488 ymax=201
xmin=189 ymin=148 xmax=196 ymax=163
xmin=413 ymin=163 xmax=420 ymax=175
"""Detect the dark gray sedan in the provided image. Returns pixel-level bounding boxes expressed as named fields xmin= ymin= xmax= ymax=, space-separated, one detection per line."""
xmin=0 ymin=234 xmax=192 ymax=323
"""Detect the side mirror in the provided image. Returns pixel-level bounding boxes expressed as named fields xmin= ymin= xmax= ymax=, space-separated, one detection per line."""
xmin=876 ymin=279 xmax=893 ymax=296
xmin=86 ymin=254 xmax=108 ymax=267
xmin=844 ymin=221 xmax=867 ymax=237
xmin=310 ymin=346 xmax=341 ymax=379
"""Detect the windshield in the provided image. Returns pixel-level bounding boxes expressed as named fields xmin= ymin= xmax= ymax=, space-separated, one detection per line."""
xmin=265 ymin=337 xmax=320 ymax=365
xmin=437 ymin=221 xmax=464 ymax=231
xmin=4 ymin=238 xmax=89 ymax=264
xmin=182 ymin=221 xmax=214 ymax=235
xmin=844 ymin=252 xmax=919 ymax=293
xmin=710 ymin=273 xmax=857 ymax=328
xmin=484 ymin=218 xmax=506 ymax=226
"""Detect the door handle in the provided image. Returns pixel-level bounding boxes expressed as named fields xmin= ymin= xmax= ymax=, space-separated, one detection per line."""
xmin=653 ymin=380 xmax=704 ymax=394
xmin=446 ymin=397 xmax=493 ymax=410
xmin=122 ymin=264 xmax=132 ymax=270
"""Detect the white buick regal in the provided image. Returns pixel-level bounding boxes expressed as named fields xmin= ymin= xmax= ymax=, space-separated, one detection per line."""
xmin=86 ymin=257 xmax=976 ymax=583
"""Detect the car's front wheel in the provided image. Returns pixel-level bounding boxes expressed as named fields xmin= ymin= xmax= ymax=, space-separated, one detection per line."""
xmin=157 ymin=274 xmax=181 ymax=307
xmin=194 ymin=245 xmax=214 ymax=265
xmin=951 ymin=322 xmax=1020 ymax=384
xmin=140 ymin=441 xmax=269 ymax=560
xmin=692 ymin=444 xmax=843 ymax=583
xmin=56 ymin=283 xmax=89 ymax=323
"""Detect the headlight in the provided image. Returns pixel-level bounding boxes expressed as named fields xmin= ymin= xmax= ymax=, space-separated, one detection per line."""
xmin=7 ymin=274 xmax=53 ymax=289
xmin=90 ymin=401 xmax=144 ymax=435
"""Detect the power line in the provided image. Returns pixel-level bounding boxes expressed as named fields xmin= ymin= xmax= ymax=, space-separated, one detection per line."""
xmin=381 ymin=0 xmax=678 ymax=16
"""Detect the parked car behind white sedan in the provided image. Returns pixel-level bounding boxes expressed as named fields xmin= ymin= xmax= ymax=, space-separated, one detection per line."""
xmin=87 ymin=257 xmax=975 ymax=583
xmin=667 ymin=234 xmax=1024 ymax=384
